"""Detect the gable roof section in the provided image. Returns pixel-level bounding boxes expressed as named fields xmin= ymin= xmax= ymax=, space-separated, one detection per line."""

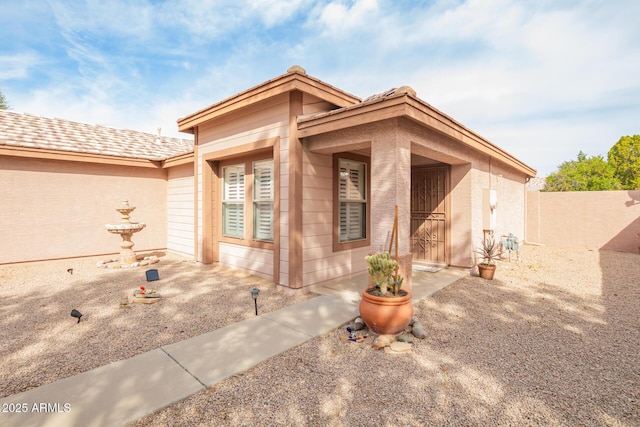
xmin=0 ymin=110 xmax=194 ymax=167
xmin=298 ymin=86 xmax=537 ymax=177
xmin=177 ymin=65 xmax=361 ymax=133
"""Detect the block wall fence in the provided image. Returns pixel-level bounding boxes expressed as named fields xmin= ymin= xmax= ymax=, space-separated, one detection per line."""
xmin=526 ymin=190 xmax=640 ymax=253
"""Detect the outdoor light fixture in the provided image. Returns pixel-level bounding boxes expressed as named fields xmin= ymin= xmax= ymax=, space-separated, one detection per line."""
xmin=250 ymin=288 xmax=260 ymax=316
xmin=70 ymin=309 xmax=83 ymax=323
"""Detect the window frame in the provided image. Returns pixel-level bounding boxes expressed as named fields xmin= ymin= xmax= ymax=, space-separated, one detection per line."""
xmin=333 ymin=152 xmax=371 ymax=252
xmin=219 ymin=153 xmax=274 ymax=249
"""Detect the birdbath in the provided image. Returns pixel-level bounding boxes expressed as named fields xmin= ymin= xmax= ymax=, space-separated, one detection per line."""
xmin=105 ymin=200 xmax=146 ymax=266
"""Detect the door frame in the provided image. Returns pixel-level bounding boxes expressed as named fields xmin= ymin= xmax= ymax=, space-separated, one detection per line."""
xmin=410 ymin=165 xmax=451 ymax=266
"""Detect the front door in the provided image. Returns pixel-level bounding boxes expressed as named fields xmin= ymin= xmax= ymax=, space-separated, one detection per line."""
xmin=411 ymin=166 xmax=449 ymax=264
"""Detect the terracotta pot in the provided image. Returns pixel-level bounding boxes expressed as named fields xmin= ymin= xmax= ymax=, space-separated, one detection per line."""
xmin=359 ymin=290 xmax=414 ymax=335
xmin=478 ymin=263 xmax=496 ymax=280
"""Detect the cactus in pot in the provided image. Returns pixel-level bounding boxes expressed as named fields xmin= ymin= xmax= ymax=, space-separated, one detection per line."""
xmin=365 ymin=252 xmax=399 ymax=296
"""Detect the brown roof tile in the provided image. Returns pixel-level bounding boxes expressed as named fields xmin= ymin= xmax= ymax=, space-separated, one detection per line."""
xmin=0 ymin=110 xmax=193 ymax=161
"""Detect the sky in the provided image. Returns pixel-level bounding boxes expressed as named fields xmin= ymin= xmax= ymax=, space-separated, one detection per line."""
xmin=1 ymin=0 xmax=638 ymax=177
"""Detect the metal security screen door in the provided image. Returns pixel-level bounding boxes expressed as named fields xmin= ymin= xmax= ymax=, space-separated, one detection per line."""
xmin=411 ymin=166 xmax=449 ymax=264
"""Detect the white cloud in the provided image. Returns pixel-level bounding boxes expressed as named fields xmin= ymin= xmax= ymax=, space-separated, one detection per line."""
xmin=313 ymin=0 xmax=379 ymax=35
xmin=0 ymin=52 xmax=42 ymax=80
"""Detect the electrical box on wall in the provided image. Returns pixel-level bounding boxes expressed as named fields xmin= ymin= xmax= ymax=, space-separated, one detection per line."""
xmin=483 ymin=188 xmax=497 ymax=231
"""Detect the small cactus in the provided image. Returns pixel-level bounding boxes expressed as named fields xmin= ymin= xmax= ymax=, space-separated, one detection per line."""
xmin=365 ymin=252 xmax=402 ymax=296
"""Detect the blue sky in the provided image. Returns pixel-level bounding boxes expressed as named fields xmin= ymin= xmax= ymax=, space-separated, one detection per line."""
xmin=1 ymin=0 xmax=638 ymax=176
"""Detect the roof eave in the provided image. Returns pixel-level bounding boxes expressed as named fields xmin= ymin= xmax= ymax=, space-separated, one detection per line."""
xmin=177 ymin=71 xmax=361 ymax=132
xmin=298 ymin=94 xmax=537 ymax=177
xmin=0 ymin=145 xmax=164 ymax=168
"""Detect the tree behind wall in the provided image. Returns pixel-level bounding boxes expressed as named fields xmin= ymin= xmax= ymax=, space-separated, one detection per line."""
xmin=543 ymin=151 xmax=622 ymax=191
xmin=0 ymin=88 xmax=8 ymax=110
xmin=608 ymin=135 xmax=640 ymax=190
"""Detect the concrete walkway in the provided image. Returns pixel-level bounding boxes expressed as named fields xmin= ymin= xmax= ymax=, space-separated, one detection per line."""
xmin=0 ymin=268 xmax=467 ymax=427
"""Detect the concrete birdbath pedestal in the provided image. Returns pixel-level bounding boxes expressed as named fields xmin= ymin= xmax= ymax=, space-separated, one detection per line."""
xmin=105 ymin=200 xmax=146 ymax=267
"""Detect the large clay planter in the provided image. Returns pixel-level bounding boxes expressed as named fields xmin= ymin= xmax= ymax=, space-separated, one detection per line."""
xmin=359 ymin=290 xmax=414 ymax=335
xmin=478 ymin=263 xmax=496 ymax=280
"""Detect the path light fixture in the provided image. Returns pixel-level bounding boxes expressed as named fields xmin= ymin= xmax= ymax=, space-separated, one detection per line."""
xmin=250 ymin=288 xmax=260 ymax=316
xmin=70 ymin=309 xmax=83 ymax=323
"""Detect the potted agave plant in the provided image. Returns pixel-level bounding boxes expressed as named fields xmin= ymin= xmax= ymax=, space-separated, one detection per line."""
xmin=359 ymin=252 xmax=414 ymax=335
xmin=477 ymin=234 xmax=500 ymax=280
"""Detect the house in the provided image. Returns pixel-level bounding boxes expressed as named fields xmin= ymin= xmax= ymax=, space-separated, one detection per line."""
xmin=0 ymin=66 xmax=536 ymax=291
xmin=176 ymin=66 xmax=536 ymax=290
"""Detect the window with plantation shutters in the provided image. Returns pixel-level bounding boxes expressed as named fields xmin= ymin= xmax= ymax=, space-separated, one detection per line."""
xmin=253 ymin=159 xmax=274 ymax=241
xmin=222 ymin=164 xmax=245 ymax=238
xmin=338 ymin=158 xmax=366 ymax=242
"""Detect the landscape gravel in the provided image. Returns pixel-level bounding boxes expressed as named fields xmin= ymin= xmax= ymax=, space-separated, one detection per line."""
xmin=2 ymin=245 xmax=639 ymax=426
xmin=0 ymin=252 xmax=313 ymax=399
xmin=133 ymin=245 xmax=639 ymax=426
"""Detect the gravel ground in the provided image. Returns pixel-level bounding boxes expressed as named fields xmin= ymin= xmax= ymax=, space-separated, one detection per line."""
xmin=130 ymin=245 xmax=640 ymax=426
xmin=0 ymin=252 xmax=313 ymax=399
xmin=2 ymin=246 xmax=639 ymax=426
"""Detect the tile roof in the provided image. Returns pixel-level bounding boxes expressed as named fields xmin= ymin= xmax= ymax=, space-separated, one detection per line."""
xmin=0 ymin=110 xmax=193 ymax=161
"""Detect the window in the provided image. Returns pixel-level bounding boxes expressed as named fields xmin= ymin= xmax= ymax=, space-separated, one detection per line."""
xmin=253 ymin=159 xmax=274 ymax=242
xmin=222 ymin=164 xmax=245 ymax=238
xmin=338 ymin=158 xmax=367 ymax=242
xmin=221 ymin=158 xmax=274 ymax=243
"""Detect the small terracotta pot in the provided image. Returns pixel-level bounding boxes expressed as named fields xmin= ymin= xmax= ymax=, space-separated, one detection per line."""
xmin=359 ymin=290 xmax=414 ymax=335
xmin=478 ymin=263 xmax=496 ymax=280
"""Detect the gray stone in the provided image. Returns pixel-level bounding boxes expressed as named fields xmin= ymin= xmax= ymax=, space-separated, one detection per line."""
xmin=397 ymin=334 xmax=413 ymax=343
xmin=411 ymin=321 xmax=427 ymax=339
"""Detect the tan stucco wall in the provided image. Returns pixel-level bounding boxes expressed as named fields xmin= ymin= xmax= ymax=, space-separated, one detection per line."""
xmin=527 ymin=190 xmax=640 ymax=252
xmin=304 ymin=118 xmax=529 ymax=269
xmin=0 ymin=156 xmax=167 ymax=264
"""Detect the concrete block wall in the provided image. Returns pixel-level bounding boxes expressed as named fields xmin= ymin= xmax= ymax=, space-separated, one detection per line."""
xmin=527 ymin=190 xmax=640 ymax=252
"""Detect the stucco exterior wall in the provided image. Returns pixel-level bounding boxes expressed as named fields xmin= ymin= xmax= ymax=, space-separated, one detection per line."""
xmin=527 ymin=190 xmax=640 ymax=252
xmin=467 ymin=159 xmax=527 ymax=264
xmin=167 ymin=163 xmax=194 ymax=256
xmin=0 ymin=156 xmax=167 ymax=264
xmin=449 ymin=163 xmax=473 ymax=267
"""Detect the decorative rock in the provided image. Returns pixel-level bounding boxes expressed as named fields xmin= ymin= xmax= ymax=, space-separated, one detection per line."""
xmin=385 ymin=341 xmax=412 ymax=354
xmin=128 ymin=294 xmax=161 ymax=304
xmin=372 ymin=335 xmax=392 ymax=350
xmin=411 ymin=321 xmax=427 ymax=339
xmin=408 ymin=317 xmax=417 ymax=326
xmin=348 ymin=317 xmax=365 ymax=331
xmin=397 ymin=334 xmax=413 ymax=343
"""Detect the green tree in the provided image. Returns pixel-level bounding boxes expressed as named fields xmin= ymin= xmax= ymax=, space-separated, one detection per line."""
xmin=608 ymin=135 xmax=640 ymax=190
xmin=0 ymin=88 xmax=8 ymax=110
xmin=544 ymin=151 xmax=622 ymax=191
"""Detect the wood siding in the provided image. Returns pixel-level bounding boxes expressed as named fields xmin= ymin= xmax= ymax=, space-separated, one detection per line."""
xmin=196 ymin=94 xmax=289 ymax=283
xmin=301 ymin=148 xmax=370 ymax=285
xmin=167 ymin=163 xmax=195 ymax=256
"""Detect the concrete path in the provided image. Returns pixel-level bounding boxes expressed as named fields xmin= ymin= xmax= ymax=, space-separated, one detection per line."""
xmin=0 ymin=268 xmax=466 ymax=427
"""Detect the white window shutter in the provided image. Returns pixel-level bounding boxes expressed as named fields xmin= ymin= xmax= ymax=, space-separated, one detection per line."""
xmin=223 ymin=165 xmax=245 ymax=238
xmin=338 ymin=159 xmax=366 ymax=242
xmin=253 ymin=160 xmax=274 ymax=241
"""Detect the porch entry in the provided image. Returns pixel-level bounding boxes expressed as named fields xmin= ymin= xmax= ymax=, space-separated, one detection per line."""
xmin=411 ymin=166 xmax=449 ymax=264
